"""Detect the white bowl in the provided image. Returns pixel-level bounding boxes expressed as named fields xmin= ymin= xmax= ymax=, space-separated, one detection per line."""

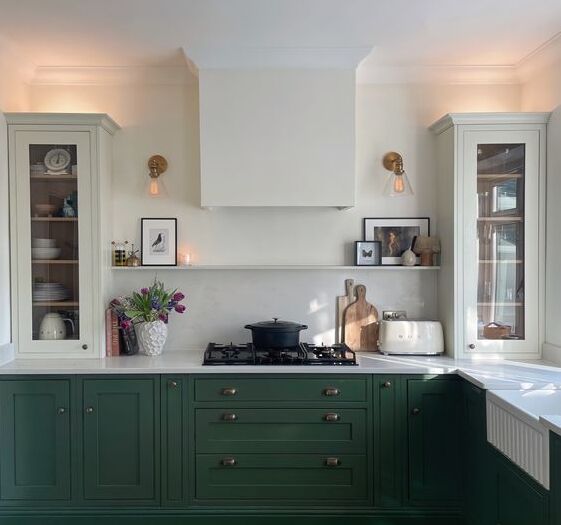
xmin=32 ymin=238 xmax=57 ymax=248
xmin=32 ymin=247 xmax=61 ymax=260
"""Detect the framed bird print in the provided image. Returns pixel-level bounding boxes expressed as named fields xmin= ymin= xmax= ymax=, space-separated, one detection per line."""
xmin=355 ymin=241 xmax=381 ymax=266
xmin=141 ymin=218 xmax=177 ymax=266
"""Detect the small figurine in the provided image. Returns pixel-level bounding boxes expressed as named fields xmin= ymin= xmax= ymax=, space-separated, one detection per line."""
xmin=61 ymin=197 xmax=76 ymax=217
xmin=126 ymin=244 xmax=141 ymax=267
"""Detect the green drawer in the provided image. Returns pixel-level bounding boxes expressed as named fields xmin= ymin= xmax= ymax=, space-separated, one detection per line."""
xmin=194 ymin=377 xmax=367 ymax=403
xmin=195 ymin=408 xmax=367 ymax=453
xmin=195 ymin=454 xmax=368 ymax=504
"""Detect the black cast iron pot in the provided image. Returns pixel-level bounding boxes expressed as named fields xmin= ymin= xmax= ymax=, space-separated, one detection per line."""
xmin=245 ymin=318 xmax=308 ymax=349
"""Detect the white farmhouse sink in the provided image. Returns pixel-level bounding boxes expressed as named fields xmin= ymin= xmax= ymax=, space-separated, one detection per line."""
xmin=487 ymin=389 xmax=561 ymax=488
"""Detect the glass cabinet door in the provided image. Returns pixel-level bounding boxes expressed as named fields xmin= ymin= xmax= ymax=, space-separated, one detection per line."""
xmin=464 ymin=130 xmax=541 ymax=355
xmin=13 ymin=131 xmax=93 ymax=354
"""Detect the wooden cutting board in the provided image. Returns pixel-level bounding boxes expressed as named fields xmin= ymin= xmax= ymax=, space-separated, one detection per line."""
xmin=343 ymin=284 xmax=379 ymax=352
xmin=336 ymin=279 xmax=354 ymax=343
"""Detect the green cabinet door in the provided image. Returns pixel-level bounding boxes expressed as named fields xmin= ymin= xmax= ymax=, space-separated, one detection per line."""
xmin=407 ymin=378 xmax=461 ymax=506
xmin=373 ymin=376 xmax=404 ymax=507
xmin=82 ymin=377 xmax=159 ymax=502
xmin=0 ymin=379 xmax=71 ymax=501
xmin=551 ymin=432 xmax=561 ymax=525
xmin=493 ymin=449 xmax=549 ymax=525
xmin=462 ymin=381 xmax=495 ymax=525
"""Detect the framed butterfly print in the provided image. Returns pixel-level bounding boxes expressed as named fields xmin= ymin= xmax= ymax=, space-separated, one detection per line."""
xmin=355 ymin=241 xmax=381 ymax=266
xmin=141 ymin=218 xmax=177 ymax=266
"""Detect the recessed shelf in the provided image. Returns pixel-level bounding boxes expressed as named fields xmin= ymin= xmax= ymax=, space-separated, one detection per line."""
xmin=32 ymin=260 xmax=79 ymax=264
xmin=111 ymin=265 xmax=441 ymax=271
xmin=477 ymin=217 xmax=523 ymax=222
xmin=479 ymin=260 xmax=523 ymax=264
xmin=31 ymin=217 xmax=78 ymax=222
xmin=478 ymin=302 xmax=524 ymax=307
xmin=30 ymin=175 xmax=77 ymax=181
xmin=32 ymin=301 xmax=79 ymax=307
xmin=477 ymin=173 xmax=523 ymax=179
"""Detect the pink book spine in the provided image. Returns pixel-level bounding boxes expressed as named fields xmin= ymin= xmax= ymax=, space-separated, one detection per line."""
xmin=111 ymin=311 xmax=120 ymax=356
xmin=105 ymin=308 xmax=112 ymax=357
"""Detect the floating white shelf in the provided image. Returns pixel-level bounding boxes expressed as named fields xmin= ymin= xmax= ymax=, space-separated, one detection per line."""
xmin=112 ymin=265 xmax=441 ymax=271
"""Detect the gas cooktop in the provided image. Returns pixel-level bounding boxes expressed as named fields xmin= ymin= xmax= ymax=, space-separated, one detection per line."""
xmin=203 ymin=343 xmax=357 ymax=366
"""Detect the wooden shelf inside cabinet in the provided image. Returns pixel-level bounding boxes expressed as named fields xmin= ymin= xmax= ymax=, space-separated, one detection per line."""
xmin=477 ymin=173 xmax=523 ymax=179
xmin=31 ymin=217 xmax=78 ymax=222
xmin=111 ymin=265 xmax=441 ymax=271
xmin=477 ymin=217 xmax=523 ymax=222
xmin=32 ymin=260 xmax=79 ymax=265
xmin=477 ymin=302 xmax=524 ymax=307
xmin=32 ymin=301 xmax=79 ymax=307
xmin=30 ymin=175 xmax=77 ymax=181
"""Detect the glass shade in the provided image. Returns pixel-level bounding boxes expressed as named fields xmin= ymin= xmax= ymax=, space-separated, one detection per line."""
xmin=384 ymin=170 xmax=413 ymax=197
xmin=146 ymin=176 xmax=167 ymax=197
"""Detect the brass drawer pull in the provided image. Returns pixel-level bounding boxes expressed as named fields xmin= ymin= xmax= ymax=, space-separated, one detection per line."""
xmin=57 ymin=407 xmax=66 ymax=415
xmin=324 ymin=413 xmax=340 ymax=422
xmin=221 ymin=388 xmax=238 ymax=396
xmin=411 ymin=408 xmax=421 ymax=416
xmin=382 ymin=380 xmax=392 ymax=388
xmin=222 ymin=413 xmax=238 ymax=422
xmin=323 ymin=388 xmax=340 ymax=397
xmin=325 ymin=457 xmax=341 ymax=467
xmin=169 ymin=380 xmax=179 ymax=389
xmin=221 ymin=457 xmax=237 ymax=467
xmin=85 ymin=407 xmax=94 ymax=414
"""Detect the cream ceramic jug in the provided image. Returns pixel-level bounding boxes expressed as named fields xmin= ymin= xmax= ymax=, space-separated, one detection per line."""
xmin=39 ymin=313 xmax=75 ymax=340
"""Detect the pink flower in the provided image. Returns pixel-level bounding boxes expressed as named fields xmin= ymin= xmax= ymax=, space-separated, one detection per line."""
xmin=172 ymin=292 xmax=185 ymax=302
xmin=175 ymin=303 xmax=186 ymax=314
xmin=141 ymin=287 xmax=149 ymax=295
xmin=120 ymin=319 xmax=132 ymax=330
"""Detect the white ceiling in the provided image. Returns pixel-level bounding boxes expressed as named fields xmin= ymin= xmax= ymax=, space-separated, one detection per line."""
xmin=0 ymin=0 xmax=560 ymax=69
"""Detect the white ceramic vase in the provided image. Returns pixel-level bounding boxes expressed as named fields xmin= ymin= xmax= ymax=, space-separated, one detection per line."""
xmin=136 ymin=320 xmax=168 ymax=356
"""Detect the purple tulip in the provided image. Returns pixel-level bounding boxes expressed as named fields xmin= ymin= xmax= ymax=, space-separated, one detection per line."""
xmin=120 ymin=319 xmax=132 ymax=330
xmin=159 ymin=313 xmax=169 ymax=324
xmin=175 ymin=304 xmax=186 ymax=314
xmin=172 ymin=292 xmax=185 ymax=302
xmin=141 ymin=287 xmax=149 ymax=295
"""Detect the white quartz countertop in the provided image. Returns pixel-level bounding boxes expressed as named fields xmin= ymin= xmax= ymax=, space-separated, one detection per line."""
xmin=2 ymin=351 xmax=561 ymax=391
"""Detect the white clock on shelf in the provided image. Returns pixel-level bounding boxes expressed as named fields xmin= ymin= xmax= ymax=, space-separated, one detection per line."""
xmin=44 ymin=148 xmax=72 ymax=174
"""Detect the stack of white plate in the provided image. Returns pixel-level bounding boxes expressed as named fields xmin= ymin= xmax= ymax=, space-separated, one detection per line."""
xmin=32 ymin=238 xmax=61 ymax=260
xmin=32 ymin=282 xmax=70 ymax=302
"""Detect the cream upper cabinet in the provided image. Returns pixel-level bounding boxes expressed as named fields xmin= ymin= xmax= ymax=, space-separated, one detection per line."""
xmin=431 ymin=113 xmax=549 ymax=359
xmin=6 ymin=113 xmax=119 ymax=358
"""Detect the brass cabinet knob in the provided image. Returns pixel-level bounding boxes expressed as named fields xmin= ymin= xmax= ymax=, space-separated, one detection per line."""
xmin=323 ymin=388 xmax=340 ymax=397
xmin=57 ymin=407 xmax=66 ymax=415
xmin=411 ymin=408 xmax=421 ymax=416
xmin=85 ymin=407 xmax=94 ymax=414
xmin=383 ymin=380 xmax=392 ymax=388
xmin=169 ymin=380 xmax=178 ymax=389
xmin=221 ymin=388 xmax=238 ymax=396
xmin=325 ymin=457 xmax=341 ymax=467
xmin=324 ymin=413 xmax=340 ymax=422
xmin=222 ymin=413 xmax=238 ymax=422
xmin=221 ymin=457 xmax=237 ymax=467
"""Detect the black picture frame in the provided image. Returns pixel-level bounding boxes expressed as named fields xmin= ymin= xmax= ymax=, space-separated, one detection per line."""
xmin=355 ymin=241 xmax=382 ymax=266
xmin=363 ymin=217 xmax=430 ymax=265
xmin=140 ymin=218 xmax=178 ymax=266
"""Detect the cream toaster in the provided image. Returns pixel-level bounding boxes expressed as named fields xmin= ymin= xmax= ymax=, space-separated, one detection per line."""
xmin=378 ymin=320 xmax=444 ymax=355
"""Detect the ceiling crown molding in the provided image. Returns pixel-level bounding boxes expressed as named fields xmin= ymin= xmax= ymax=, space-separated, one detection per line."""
xmin=357 ymin=64 xmax=518 ymax=85
xmin=30 ymin=66 xmax=196 ymax=86
xmin=183 ymin=46 xmax=373 ymax=69
xmin=516 ymin=31 xmax=561 ymax=83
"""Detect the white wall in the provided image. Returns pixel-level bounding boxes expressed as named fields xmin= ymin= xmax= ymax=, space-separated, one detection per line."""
xmin=28 ymin=80 xmax=520 ymax=351
xmin=521 ymin=57 xmax=561 ymax=354
xmin=0 ymin=44 xmax=31 ymax=346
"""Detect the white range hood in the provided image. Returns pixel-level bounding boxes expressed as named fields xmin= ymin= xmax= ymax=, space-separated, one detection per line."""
xmin=186 ymin=47 xmax=371 ymax=208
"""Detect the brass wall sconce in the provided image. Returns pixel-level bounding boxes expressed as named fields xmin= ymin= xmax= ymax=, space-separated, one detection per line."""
xmin=147 ymin=154 xmax=168 ymax=197
xmin=382 ymin=151 xmax=413 ymax=197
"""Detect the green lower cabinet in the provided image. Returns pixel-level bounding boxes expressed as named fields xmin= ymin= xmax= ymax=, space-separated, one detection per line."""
xmin=492 ymin=449 xmax=549 ymax=525
xmin=0 ymin=379 xmax=71 ymax=503
xmin=195 ymin=454 xmax=369 ymax=505
xmin=374 ymin=376 xmax=404 ymax=507
xmin=195 ymin=407 xmax=367 ymax=454
xmin=406 ymin=378 xmax=462 ymax=506
xmin=551 ymin=432 xmax=561 ymax=525
xmin=82 ymin=377 xmax=160 ymax=503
